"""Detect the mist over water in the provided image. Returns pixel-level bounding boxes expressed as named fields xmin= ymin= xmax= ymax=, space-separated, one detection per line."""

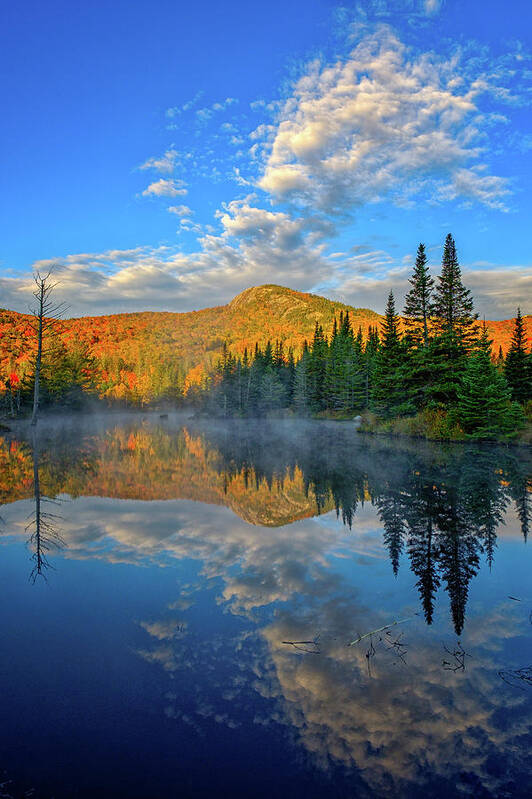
xmin=0 ymin=414 xmax=531 ymax=798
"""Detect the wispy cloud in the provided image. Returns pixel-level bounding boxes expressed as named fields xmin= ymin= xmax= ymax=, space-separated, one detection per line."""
xmin=196 ymin=97 xmax=238 ymax=124
xmin=167 ymin=204 xmax=192 ymax=217
xmin=139 ymin=149 xmax=179 ymax=174
xmin=142 ymin=179 xmax=187 ymax=197
xmin=165 ymin=90 xmax=204 ymax=118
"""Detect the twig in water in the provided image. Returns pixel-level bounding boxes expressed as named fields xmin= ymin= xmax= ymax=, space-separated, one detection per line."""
xmin=498 ymin=666 xmax=532 ymax=690
xmin=442 ymin=641 xmax=470 ymax=672
xmin=348 ymin=616 xmax=415 ymax=647
xmin=281 ymin=634 xmax=320 ymax=654
xmin=382 ymin=630 xmax=408 ymax=666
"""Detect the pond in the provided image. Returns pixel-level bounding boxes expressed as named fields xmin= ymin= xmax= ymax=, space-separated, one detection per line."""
xmin=0 ymin=413 xmax=531 ymax=798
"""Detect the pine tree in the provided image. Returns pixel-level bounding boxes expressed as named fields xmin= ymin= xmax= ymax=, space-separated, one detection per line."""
xmin=307 ymin=323 xmax=328 ymax=413
xmin=403 ymin=243 xmax=434 ymax=347
xmin=424 ymin=235 xmax=479 ymax=407
xmin=457 ymin=329 xmax=524 ymax=438
xmin=371 ymin=292 xmax=412 ymax=417
xmin=431 ymin=234 xmax=478 ymax=347
xmin=505 ymin=308 xmax=530 ymax=404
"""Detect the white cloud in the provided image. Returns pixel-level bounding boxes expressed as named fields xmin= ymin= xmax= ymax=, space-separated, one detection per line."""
xmin=165 ymin=90 xmax=204 ymax=118
xmin=1 ymin=230 xmax=529 ymax=320
xmin=196 ymin=97 xmax=238 ymax=123
xmin=139 ymin=149 xmax=179 ymax=174
xmin=167 ymin=204 xmax=192 ymax=217
xmin=142 ymin=179 xmax=187 ymax=197
xmin=258 ymin=27 xmax=511 ymax=212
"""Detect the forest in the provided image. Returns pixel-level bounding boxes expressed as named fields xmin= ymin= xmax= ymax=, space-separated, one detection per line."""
xmin=200 ymin=235 xmax=531 ymax=440
xmin=0 ymin=235 xmax=531 ymax=440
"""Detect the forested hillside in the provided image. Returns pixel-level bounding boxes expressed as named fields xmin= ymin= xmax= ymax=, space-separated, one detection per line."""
xmin=0 ymin=283 xmax=529 ymax=407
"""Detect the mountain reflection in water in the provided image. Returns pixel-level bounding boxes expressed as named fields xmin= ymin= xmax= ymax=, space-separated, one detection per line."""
xmin=0 ymin=414 xmax=530 ymax=799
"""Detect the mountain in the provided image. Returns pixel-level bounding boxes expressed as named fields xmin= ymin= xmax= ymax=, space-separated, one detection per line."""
xmin=0 ymin=284 xmax=529 ymax=404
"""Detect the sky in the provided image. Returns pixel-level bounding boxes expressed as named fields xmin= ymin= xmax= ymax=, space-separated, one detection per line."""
xmin=0 ymin=0 xmax=531 ymax=319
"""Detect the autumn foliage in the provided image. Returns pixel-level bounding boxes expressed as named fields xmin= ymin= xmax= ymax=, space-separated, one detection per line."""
xmin=0 ymin=284 xmax=529 ymax=407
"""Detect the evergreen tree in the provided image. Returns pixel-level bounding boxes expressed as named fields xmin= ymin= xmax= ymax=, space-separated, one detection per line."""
xmin=403 ymin=243 xmax=434 ymax=347
xmin=431 ymin=234 xmax=478 ymax=347
xmin=424 ymin=235 xmax=479 ymax=408
xmin=456 ymin=328 xmax=524 ymax=438
xmin=307 ymin=323 xmax=328 ymax=413
xmin=372 ymin=292 xmax=412 ymax=417
xmin=505 ymin=308 xmax=531 ymax=404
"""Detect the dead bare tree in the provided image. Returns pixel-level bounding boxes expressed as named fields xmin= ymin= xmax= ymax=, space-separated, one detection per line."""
xmin=30 ymin=270 xmax=67 ymax=426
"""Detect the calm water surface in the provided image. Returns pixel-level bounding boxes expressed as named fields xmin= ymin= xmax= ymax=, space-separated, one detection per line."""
xmin=0 ymin=414 xmax=531 ymax=798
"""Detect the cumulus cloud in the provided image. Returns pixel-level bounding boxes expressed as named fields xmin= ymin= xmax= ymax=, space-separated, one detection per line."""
xmin=142 ymin=179 xmax=187 ymax=197
xmin=258 ymin=27 xmax=511 ymax=212
xmin=4 ymin=28 xmax=530 ymax=320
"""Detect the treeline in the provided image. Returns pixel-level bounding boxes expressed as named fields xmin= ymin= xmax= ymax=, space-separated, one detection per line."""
xmin=200 ymin=235 xmax=531 ymax=439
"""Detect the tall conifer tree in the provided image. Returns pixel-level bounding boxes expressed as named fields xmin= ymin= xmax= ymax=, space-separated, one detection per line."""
xmin=372 ymin=292 xmax=411 ymax=417
xmin=404 ymin=243 xmax=433 ymax=347
xmin=431 ymin=234 xmax=478 ymax=347
xmin=505 ymin=308 xmax=530 ymax=404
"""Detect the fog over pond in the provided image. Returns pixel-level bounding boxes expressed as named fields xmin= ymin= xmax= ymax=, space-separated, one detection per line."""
xmin=0 ymin=414 xmax=530 ymax=798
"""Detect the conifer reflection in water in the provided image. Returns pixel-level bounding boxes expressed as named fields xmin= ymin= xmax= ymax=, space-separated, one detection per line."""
xmin=197 ymin=421 xmax=531 ymax=634
xmin=3 ymin=417 xmax=530 ymax=631
xmin=0 ymin=417 xmax=530 ymax=798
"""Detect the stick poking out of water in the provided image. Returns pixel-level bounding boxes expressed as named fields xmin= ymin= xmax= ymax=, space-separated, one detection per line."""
xmin=348 ymin=617 xmax=415 ymax=647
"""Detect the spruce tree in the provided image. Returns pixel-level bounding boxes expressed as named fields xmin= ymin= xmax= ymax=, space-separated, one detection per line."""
xmin=372 ymin=292 xmax=412 ymax=417
xmin=403 ymin=243 xmax=434 ymax=347
xmin=431 ymin=234 xmax=478 ymax=347
xmin=505 ymin=308 xmax=530 ymax=404
xmin=307 ymin=323 xmax=328 ymax=413
xmin=425 ymin=234 xmax=478 ymax=407
xmin=457 ymin=329 xmax=524 ymax=438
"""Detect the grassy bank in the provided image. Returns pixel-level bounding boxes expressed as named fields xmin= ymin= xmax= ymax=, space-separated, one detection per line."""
xmin=357 ymin=405 xmax=532 ymax=444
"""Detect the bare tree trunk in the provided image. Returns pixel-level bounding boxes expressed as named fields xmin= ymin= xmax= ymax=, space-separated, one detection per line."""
xmin=29 ymin=270 xmax=66 ymax=427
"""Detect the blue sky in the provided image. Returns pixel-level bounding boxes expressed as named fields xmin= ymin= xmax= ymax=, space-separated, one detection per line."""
xmin=0 ymin=0 xmax=531 ymax=318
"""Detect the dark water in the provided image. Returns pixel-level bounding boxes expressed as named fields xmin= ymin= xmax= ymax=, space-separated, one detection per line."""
xmin=0 ymin=414 xmax=531 ymax=798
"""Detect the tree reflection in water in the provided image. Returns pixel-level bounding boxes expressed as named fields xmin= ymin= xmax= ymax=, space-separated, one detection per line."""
xmin=1 ymin=417 xmax=530 ymax=629
xmin=26 ymin=432 xmax=64 ymax=582
xmin=200 ymin=421 xmax=530 ymax=634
